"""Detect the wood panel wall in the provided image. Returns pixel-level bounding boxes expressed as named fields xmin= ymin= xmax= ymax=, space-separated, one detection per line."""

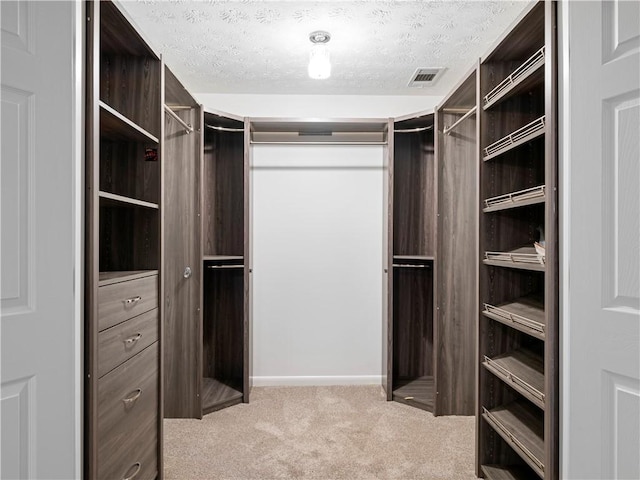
xmin=435 ymin=107 xmax=478 ymax=415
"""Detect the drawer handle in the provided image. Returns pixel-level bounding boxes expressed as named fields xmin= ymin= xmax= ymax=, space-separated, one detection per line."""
xmin=124 ymin=296 xmax=142 ymax=306
xmin=122 ymin=389 xmax=142 ymax=405
xmin=124 ymin=333 xmax=142 ymax=345
xmin=123 ymin=462 xmax=141 ymax=480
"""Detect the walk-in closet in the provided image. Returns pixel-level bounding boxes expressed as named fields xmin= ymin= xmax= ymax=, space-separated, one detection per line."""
xmin=81 ymin=1 xmax=562 ymax=479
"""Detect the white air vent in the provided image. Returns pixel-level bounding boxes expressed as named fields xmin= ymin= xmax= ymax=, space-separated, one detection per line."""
xmin=408 ymin=67 xmax=445 ymax=87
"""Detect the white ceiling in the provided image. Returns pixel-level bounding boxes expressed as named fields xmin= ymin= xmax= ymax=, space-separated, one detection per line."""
xmin=121 ymin=0 xmax=530 ymax=96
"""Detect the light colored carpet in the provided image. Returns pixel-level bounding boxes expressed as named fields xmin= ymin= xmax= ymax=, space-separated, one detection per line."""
xmin=164 ymin=385 xmax=476 ymax=480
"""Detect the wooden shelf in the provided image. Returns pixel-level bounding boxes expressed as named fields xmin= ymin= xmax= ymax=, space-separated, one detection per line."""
xmin=483 ymin=348 xmax=545 ymax=409
xmin=99 ymin=191 xmax=159 ymax=209
xmin=483 ymin=47 xmax=546 ymax=110
xmin=484 ymin=247 xmax=545 ymax=272
xmin=483 ymin=296 xmax=545 ymax=341
xmin=203 ymin=255 xmax=244 ymax=262
xmin=100 ymin=101 xmax=159 ymax=144
xmin=393 ymin=255 xmax=435 ymax=261
xmin=482 ymin=464 xmax=540 ymax=480
xmin=392 ymin=376 xmax=434 ymax=412
xmin=482 ymin=400 xmax=544 ymax=478
xmin=202 ymin=377 xmax=243 ymax=415
xmin=484 ymin=186 xmax=545 ymax=213
xmin=483 ymin=116 xmax=545 ymax=162
xmin=98 ymin=270 xmax=158 ymax=286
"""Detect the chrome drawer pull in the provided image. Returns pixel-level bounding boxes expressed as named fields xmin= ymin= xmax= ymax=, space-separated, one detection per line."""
xmin=122 ymin=389 xmax=142 ymax=405
xmin=123 ymin=462 xmax=141 ymax=480
xmin=124 ymin=296 xmax=142 ymax=305
xmin=124 ymin=333 xmax=142 ymax=345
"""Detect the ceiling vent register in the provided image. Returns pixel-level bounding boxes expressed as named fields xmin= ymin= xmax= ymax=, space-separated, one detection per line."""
xmin=408 ymin=67 xmax=445 ymax=87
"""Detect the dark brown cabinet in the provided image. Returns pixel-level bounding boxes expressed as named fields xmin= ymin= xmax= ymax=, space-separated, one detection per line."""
xmin=477 ymin=2 xmax=558 ymax=479
xmin=201 ymin=111 xmax=251 ymax=413
xmin=435 ymin=68 xmax=479 ymax=416
xmin=385 ymin=113 xmax=437 ymax=411
xmin=162 ymin=96 xmax=251 ymax=418
xmin=85 ymin=1 xmax=162 ymax=478
xmin=162 ymin=67 xmax=203 ymax=419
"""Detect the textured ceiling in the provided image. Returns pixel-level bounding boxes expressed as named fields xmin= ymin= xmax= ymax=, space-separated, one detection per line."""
xmin=121 ymin=0 xmax=530 ymax=96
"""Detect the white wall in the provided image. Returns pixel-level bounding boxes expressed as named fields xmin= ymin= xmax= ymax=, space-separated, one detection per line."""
xmin=251 ymin=145 xmax=383 ymax=386
xmin=195 ymin=93 xmax=441 ymax=119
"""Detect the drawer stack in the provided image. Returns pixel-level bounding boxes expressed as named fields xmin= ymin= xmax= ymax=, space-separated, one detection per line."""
xmin=97 ymin=273 xmax=159 ymax=479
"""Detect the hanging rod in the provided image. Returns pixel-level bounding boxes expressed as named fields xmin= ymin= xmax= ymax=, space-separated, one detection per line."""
xmin=206 ymin=124 xmax=245 ymax=133
xmin=249 ymin=140 xmax=387 ymax=146
xmin=207 ymin=264 xmax=244 ymax=269
xmin=164 ymin=105 xmax=194 ymax=134
xmin=394 ymin=125 xmax=433 ymax=133
xmin=166 ymin=104 xmax=193 ymax=111
xmin=392 ymin=263 xmax=431 ymax=268
xmin=443 ymin=106 xmax=477 ymax=135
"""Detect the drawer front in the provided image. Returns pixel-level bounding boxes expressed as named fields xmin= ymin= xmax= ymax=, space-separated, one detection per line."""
xmin=98 ymin=309 xmax=158 ymax=378
xmin=98 ymin=275 xmax=158 ymax=331
xmin=98 ymin=344 xmax=158 ymax=480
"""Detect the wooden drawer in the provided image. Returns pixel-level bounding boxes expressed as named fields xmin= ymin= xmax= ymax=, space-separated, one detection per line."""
xmin=97 ymin=344 xmax=158 ymax=480
xmin=98 ymin=274 xmax=158 ymax=331
xmin=98 ymin=309 xmax=158 ymax=378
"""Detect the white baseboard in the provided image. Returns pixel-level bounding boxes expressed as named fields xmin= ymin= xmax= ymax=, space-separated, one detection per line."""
xmin=251 ymin=375 xmax=382 ymax=387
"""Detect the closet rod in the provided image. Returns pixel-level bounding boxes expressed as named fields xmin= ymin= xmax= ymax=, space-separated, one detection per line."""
xmin=206 ymin=124 xmax=245 ymax=133
xmin=443 ymin=106 xmax=477 ymax=136
xmin=164 ymin=105 xmax=194 ymax=134
xmin=394 ymin=126 xmax=433 ymax=133
xmin=392 ymin=263 xmax=431 ymax=268
xmin=207 ymin=264 xmax=244 ymax=269
xmin=249 ymin=140 xmax=387 ymax=146
xmin=166 ymin=104 xmax=193 ymax=111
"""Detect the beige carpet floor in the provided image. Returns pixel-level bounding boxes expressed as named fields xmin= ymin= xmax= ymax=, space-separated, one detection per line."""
xmin=164 ymin=385 xmax=476 ymax=480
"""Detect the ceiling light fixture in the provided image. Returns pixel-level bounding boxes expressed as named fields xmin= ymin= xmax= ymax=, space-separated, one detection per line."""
xmin=308 ymin=30 xmax=331 ymax=80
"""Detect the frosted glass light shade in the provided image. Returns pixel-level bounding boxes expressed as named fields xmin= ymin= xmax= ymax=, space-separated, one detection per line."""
xmin=308 ymin=44 xmax=331 ymax=79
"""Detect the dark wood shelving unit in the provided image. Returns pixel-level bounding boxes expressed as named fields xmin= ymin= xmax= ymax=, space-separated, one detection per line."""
xmin=201 ymin=110 xmax=250 ymax=412
xmin=386 ymin=114 xmax=437 ymax=413
xmin=435 ymin=68 xmax=479 ymax=416
xmin=478 ymin=2 xmax=558 ymax=479
xmin=162 ymin=66 xmax=203 ymax=419
xmin=85 ymin=1 xmax=163 ymax=478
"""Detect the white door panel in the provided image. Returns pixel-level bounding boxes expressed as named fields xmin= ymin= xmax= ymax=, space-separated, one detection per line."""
xmin=564 ymin=1 xmax=640 ymax=478
xmin=1 ymin=2 xmax=81 ymax=478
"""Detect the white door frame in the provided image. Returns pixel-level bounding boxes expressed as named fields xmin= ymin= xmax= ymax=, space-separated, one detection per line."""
xmin=1 ymin=1 xmax=83 ymax=476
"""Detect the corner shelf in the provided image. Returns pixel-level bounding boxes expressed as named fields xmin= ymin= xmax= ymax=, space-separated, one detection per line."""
xmin=482 ymin=296 xmax=545 ymax=341
xmin=392 ymin=376 xmax=434 ymax=412
xmin=100 ymin=101 xmax=159 ymax=144
xmin=483 ymin=186 xmax=545 ymax=213
xmin=482 ymin=400 xmax=544 ymax=479
xmin=483 ymin=116 xmax=546 ymax=162
xmin=484 ymin=247 xmax=545 ymax=272
xmin=483 ymin=47 xmax=546 ymax=110
xmin=483 ymin=348 xmax=545 ymax=409
xmin=201 ymin=377 xmax=243 ymax=415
